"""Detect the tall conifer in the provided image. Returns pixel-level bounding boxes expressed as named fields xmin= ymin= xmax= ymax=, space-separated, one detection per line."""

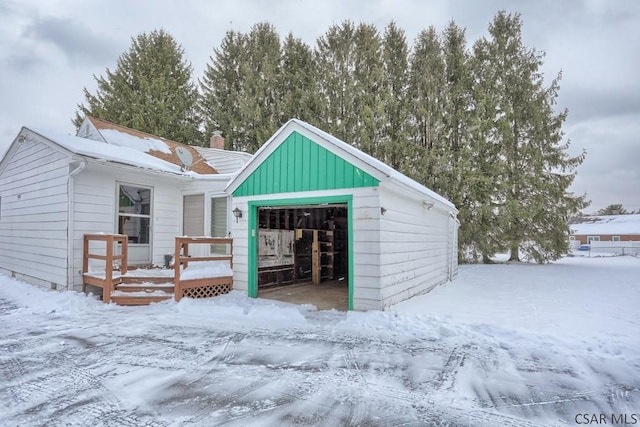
xmin=474 ymin=12 xmax=587 ymax=262
xmin=75 ymin=29 xmax=201 ymax=145
xmin=380 ymin=22 xmax=410 ymax=171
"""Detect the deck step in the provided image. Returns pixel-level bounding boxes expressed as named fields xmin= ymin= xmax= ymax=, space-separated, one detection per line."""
xmin=116 ymin=283 xmax=174 ymax=293
xmin=111 ymin=291 xmax=174 ymax=306
xmin=120 ymin=275 xmax=174 ymax=285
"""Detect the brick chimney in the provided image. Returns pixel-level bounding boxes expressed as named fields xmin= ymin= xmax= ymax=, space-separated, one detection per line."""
xmin=209 ymin=131 xmax=225 ymax=150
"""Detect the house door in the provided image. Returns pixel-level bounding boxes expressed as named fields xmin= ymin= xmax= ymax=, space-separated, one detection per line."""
xmin=118 ymin=184 xmax=152 ymax=265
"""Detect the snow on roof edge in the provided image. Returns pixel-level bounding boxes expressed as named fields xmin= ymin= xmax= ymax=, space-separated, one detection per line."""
xmin=292 ymin=119 xmax=456 ymax=211
xmin=28 ymin=127 xmax=193 ymax=177
xmin=570 ymin=214 xmax=640 ymax=235
xmin=226 ymin=119 xmax=457 ymax=212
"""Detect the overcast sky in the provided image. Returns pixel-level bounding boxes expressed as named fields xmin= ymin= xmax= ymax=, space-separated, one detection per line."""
xmin=1 ymin=0 xmax=638 ymax=213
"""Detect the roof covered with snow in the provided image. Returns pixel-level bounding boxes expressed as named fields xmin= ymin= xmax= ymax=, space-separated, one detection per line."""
xmin=28 ymin=127 xmax=188 ymax=175
xmin=569 ymin=214 xmax=640 ymax=235
xmin=194 ymin=146 xmax=252 ymax=174
xmin=226 ymin=119 xmax=456 ymax=212
xmin=83 ymin=117 xmax=219 ymax=175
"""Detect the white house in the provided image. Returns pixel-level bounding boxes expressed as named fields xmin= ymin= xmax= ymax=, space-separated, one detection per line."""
xmin=226 ymin=119 xmax=459 ymax=311
xmin=0 ymin=117 xmax=458 ymax=311
xmin=0 ymin=117 xmax=251 ymax=292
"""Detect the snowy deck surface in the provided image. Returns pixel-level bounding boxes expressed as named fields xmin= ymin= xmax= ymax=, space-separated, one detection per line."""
xmin=1 ymin=256 xmax=639 ymax=426
xmin=85 ymin=261 xmax=233 ymax=281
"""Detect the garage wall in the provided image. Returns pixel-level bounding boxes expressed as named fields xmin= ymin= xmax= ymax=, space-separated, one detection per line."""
xmin=378 ymin=184 xmax=452 ymax=309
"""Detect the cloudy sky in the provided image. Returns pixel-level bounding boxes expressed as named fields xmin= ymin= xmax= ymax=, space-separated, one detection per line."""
xmin=1 ymin=0 xmax=638 ymax=213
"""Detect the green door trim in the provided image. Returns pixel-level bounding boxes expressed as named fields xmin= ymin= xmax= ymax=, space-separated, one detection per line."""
xmin=247 ymin=194 xmax=354 ymax=311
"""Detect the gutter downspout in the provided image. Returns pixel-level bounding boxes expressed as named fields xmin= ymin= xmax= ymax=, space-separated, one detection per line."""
xmin=67 ymin=159 xmax=87 ymax=291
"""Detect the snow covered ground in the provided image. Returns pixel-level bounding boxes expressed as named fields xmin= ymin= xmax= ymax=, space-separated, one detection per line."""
xmin=1 ymin=256 xmax=638 ymax=426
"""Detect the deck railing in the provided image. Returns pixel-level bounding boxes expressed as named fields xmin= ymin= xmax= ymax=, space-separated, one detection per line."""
xmin=82 ymin=234 xmax=234 ymax=304
xmin=174 ymin=237 xmax=234 ymax=302
xmin=82 ymin=234 xmax=128 ymax=303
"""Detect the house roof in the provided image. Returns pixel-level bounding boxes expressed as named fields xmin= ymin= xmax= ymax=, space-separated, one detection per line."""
xmin=26 ymin=127 xmax=190 ymax=176
xmin=194 ymin=146 xmax=253 ymax=174
xmin=570 ymin=214 xmax=640 ymax=235
xmin=84 ymin=117 xmax=218 ymax=175
xmin=226 ymin=119 xmax=456 ymax=212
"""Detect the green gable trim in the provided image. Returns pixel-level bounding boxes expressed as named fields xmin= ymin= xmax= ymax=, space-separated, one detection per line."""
xmin=247 ymin=195 xmax=354 ymax=311
xmin=233 ymin=131 xmax=379 ymax=197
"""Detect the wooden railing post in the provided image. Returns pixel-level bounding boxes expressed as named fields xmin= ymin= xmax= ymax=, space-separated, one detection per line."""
xmin=82 ymin=233 xmax=128 ymax=304
xmin=173 ymin=237 xmax=234 ymax=301
xmin=82 ymin=235 xmax=89 ymax=293
xmin=120 ymin=235 xmax=128 ymax=275
xmin=104 ymin=235 xmax=113 ymax=303
xmin=174 ymin=237 xmax=182 ymax=302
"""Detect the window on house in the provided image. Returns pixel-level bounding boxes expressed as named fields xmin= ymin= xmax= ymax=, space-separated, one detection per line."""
xmin=569 ymin=236 xmax=576 ymax=241
xmin=118 ymin=184 xmax=151 ymax=244
xmin=587 ymin=236 xmax=600 ymax=243
xmin=612 ymin=236 xmax=621 ymax=242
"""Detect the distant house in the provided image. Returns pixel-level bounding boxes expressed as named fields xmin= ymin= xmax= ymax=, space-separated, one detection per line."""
xmin=0 ymin=117 xmax=250 ymax=291
xmin=569 ymin=214 xmax=640 ymax=244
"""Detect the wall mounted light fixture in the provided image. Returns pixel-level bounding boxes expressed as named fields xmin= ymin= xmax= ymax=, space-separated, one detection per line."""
xmin=232 ymin=207 xmax=243 ymax=223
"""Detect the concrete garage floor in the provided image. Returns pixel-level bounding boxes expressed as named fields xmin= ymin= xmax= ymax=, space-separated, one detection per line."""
xmin=258 ymin=280 xmax=349 ymax=311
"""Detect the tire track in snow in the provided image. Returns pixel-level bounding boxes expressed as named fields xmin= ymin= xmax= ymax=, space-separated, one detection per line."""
xmin=1 ymin=323 xmax=166 ymax=427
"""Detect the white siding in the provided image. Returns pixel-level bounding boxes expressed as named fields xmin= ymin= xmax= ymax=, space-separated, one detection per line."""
xmin=378 ymin=184 xmax=453 ymax=309
xmin=0 ymin=138 xmax=70 ymax=289
xmin=351 ymin=189 xmax=382 ymax=310
xmin=229 ymin=196 xmax=249 ymax=293
xmin=230 ymin=187 xmax=382 ymax=311
xmin=70 ymin=164 xmax=184 ymax=290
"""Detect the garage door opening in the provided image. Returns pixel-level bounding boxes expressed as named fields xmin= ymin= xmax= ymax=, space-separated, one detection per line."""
xmin=256 ymin=205 xmax=349 ymax=310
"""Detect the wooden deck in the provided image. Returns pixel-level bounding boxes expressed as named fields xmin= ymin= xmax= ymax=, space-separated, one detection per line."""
xmin=83 ymin=235 xmax=234 ymax=306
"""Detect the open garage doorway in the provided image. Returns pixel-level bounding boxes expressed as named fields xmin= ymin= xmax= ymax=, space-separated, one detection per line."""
xmin=255 ymin=204 xmax=349 ymax=311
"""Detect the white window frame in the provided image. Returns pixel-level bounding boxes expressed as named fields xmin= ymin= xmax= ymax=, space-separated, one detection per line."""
xmin=587 ymin=236 xmax=600 ymax=243
xmin=612 ymin=236 xmax=621 ymax=242
xmin=117 ymin=182 xmax=153 ymax=245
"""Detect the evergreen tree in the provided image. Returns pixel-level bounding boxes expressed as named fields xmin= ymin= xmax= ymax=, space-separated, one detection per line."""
xmin=407 ymin=27 xmax=446 ymax=190
xmin=439 ymin=22 xmax=496 ymax=262
xmin=240 ymin=22 xmax=281 ymax=152
xmin=200 ymin=30 xmax=247 ymax=150
xmin=380 ymin=22 xmax=410 ymax=170
xmin=201 ymin=23 xmax=281 ymax=152
xmin=351 ymin=23 xmax=385 ymax=157
xmin=597 ymin=204 xmax=630 ymax=215
xmin=74 ymin=29 xmax=201 ymax=145
xmin=278 ymin=33 xmax=322 ymax=125
xmin=475 ymin=12 xmax=587 ymax=262
xmin=440 ymin=22 xmax=472 ymax=201
xmin=315 ymin=21 xmax=358 ymax=143
xmin=463 ymin=37 xmax=507 ymax=262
